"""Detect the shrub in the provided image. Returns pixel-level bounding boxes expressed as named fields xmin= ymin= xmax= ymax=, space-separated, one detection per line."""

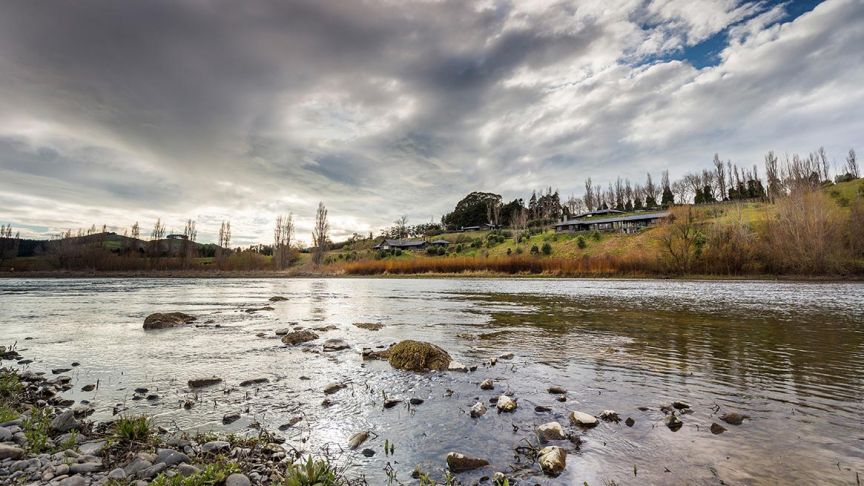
xmin=426 ymin=247 xmax=437 ymax=256
xmin=530 ymin=245 xmax=540 ymax=255
xmin=114 ymin=415 xmax=152 ymax=442
xmin=506 ymin=248 xmax=512 ymax=256
xmin=0 ymin=370 xmax=23 ymax=406
xmin=375 ymin=250 xmax=387 ymax=260
xmin=23 ymin=407 xmax=51 ymax=453
xmin=394 ymin=249 xmax=403 ymax=256
xmin=282 ymin=458 xmax=343 ymax=486
xmin=577 ymin=236 xmax=587 ymax=249
xmin=151 ymin=461 xmax=241 ymax=486
xmin=591 ymin=231 xmax=602 ymax=241
xmin=437 ymin=247 xmax=446 ymax=256
xmin=515 ymin=247 xmax=524 ymax=255
xmin=541 ymin=242 xmax=552 ymax=255
xmin=455 ymin=244 xmax=463 ymax=253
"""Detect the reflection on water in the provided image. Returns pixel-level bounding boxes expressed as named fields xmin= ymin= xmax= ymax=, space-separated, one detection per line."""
xmin=1 ymin=278 xmax=862 ymax=485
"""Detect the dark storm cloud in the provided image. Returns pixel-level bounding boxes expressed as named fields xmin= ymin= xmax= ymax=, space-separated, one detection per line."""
xmin=0 ymin=0 xmax=860 ymax=243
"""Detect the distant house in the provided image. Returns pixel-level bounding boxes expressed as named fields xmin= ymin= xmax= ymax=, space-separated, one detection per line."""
xmin=429 ymin=239 xmax=450 ymax=247
xmin=571 ymin=209 xmax=623 ymax=218
xmin=166 ymin=234 xmax=188 ymax=240
xmin=554 ymin=212 xmax=670 ymax=233
xmin=458 ymin=224 xmax=498 ymax=232
xmin=373 ymin=239 xmax=428 ymax=251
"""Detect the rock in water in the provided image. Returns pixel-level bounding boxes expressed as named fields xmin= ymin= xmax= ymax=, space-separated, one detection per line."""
xmin=568 ymin=410 xmax=598 ymax=428
xmin=536 ymin=422 xmax=566 ymax=442
xmin=269 ymin=296 xmax=288 ymax=302
xmin=323 ymin=383 xmax=346 ymax=395
xmin=710 ymin=422 xmax=727 ymax=434
xmin=665 ymin=414 xmax=683 ymax=431
xmin=625 ymin=417 xmax=635 ymax=427
xmin=538 ymin=446 xmax=567 ymax=476
xmin=387 ymin=340 xmax=451 ymax=371
xmin=496 ymin=395 xmax=517 ymax=412
xmin=281 ymin=330 xmax=319 ymax=345
xmin=239 ymin=378 xmax=269 ymax=387
xmin=479 ymin=379 xmax=494 ymax=390
xmin=547 ymin=385 xmax=567 ymax=394
xmin=323 ymin=339 xmax=350 ymax=351
xmin=599 ymin=410 xmax=621 ymax=423
xmin=720 ymin=412 xmax=748 ymax=425
xmin=446 ymin=452 xmax=489 ymax=472
xmin=143 ymin=312 xmax=196 ymax=330
xmin=222 ymin=414 xmax=241 ymax=425
xmin=353 ymin=322 xmax=384 ymax=331
xmin=348 ymin=431 xmax=369 ymax=450
xmin=383 ymin=398 xmax=402 ymax=409
xmin=470 ymin=402 xmax=487 ymax=418
xmin=448 ymin=360 xmax=468 ymax=372
xmin=672 ymin=400 xmax=691 ymax=410
xmin=188 ymin=377 xmax=222 ymax=388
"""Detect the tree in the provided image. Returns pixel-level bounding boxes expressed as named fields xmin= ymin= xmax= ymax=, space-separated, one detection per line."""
xmin=274 ymin=214 xmax=295 ymax=269
xmin=442 ymin=192 xmax=502 ymax=229
xmin=312 ymin=202 xmax=329 ymax=265
xmin=661 ymin=170 xmax=674 ymax=206
xmin=644 ymin=173 xmax=659 ymax=208
xmin=845 ymin=148 xmax=859 ymax=179
xmin=583 ymin=178 xmax=595 ymax=211
xmin=216 ymin=220 xmax=231 ymax=269
xmin=181 ymin=219 xmax=197 ymax=267
xmin=510 ymin=208 xmax=528 ymax=243
xmin=764 ymin=151 xmax=783 ymax=203
xmin=660 ymin=206 xmax=704 ymax=273
xmin=149 ymin=218 xmax=166 ymax=257
xmin=0 ymin=224 xmax=20 ymax=267
xmin=713 ymin=154 xmax=727 ymax=201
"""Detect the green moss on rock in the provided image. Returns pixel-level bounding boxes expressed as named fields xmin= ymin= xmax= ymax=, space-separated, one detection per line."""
xmin=387 ymin=340 xmax=451 ymax=371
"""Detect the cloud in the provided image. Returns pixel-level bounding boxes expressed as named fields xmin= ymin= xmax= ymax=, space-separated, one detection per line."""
xmin=0 ymin=0 xmax=859 ymax=244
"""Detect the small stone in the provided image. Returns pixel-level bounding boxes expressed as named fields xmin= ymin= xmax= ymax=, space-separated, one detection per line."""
xmin=59 ymin=475 xmax=86 ymax=486
xmin=322 ymin=339 xmax=350 ymax=351
xmin=348 ymin=431 xmax=369 ymax=450
xmin=353 ymin=322 xmax=384 ymax=331
xmin=710 ymin=422 xmax=727 ymax=434
xmin=720 ymin=412 xmax=748 ymax=425
xmin=538 ymin=446 xmax=567 ymax=476
xmin=470 ymin=402 xmax=487 ymax=418
xmin=239 ymin=378 xmax=269 ymax=387
xmin=138 ymin=462 xmax=167 ymax=479
xmin=69 ymin=462 xmax=103 ymax=474
xmin=547 ymin=386 xmax=567 ymax=394
xmin=448 ymin=360 xmax=469 ymax=372
xmin=383 ymin=399 xmax=402 ymax=409
xmin=201 ymin=440 xmax=231 ymax=454
xmin=55 ymin=464 xmax=70 ymax=475
xmin=143 ymin=312 xmax=196 ymax=330
xmin=569 ymin=410 xmax=598 ymax=428
xmin=223 ymin=414 xmax=241 ymax=425
xmin=281 ymin=330 xmax=319 ymax=345
xmin=409 ymin=398 xmax=424 ymax=405
xmin=108 ymin=468 xmax=127 ymax=480
xmin=665 ymin=414 xmax=683 ymax=431
xmin=269 ymin=296 xmax=288 ymax=302
xmin=535 ymin=405 xmax=552 ymax=413
xmin=177 ymin=464 xmax=201 ymax=477
xmin=156 ymin=448 xmax=190 ymax=466
xmin=50 ymin=410 xmax=79 ymax=433
xmin=226 ymin=473 xmax=251 ymax=486
xmin=323 ymin=383 xmax=346 ymax=395
xmin=672 ymin=400 xmax=691 ymax=410
xmin=599 ymin=410 xmax=620 ymax=423
xmin=188 ymin=377 xmax=222 ymax=388
xmin=77 ymin=440 xmax=106 ymax=455
xmin=536 ymin=422 xmax=566 ymax=442
xmin=479 ymin=379 xmax=494 ymax=390
xmin=498 ymin=353 xmax=514 ymax=360
xmin=446 ymin=452 xmax=489 ymax=472
xmin=496 ymin=395 xmax=517 ymax=412
xmin=625 ymin=417 xmax=635 ymax=427
xmin=0 ymin=443 xmax=24 ymax=460
xmin=361 ymin=448 xmax=375 ymax=457
xmin=81 ymin=384 xmax=96 ymax=392
xmin=0 ymin=426 xmax=12 ymax=442
xmin=123 ymin=458 xmax=152 ymax=476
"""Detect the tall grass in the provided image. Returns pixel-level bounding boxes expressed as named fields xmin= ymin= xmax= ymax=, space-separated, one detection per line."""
xmin=335 ymin=254 xmax=655 ymax=276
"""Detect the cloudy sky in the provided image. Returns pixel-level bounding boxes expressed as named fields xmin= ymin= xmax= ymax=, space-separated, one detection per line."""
xmin=1 ymin=0 xmax=862 ymax=245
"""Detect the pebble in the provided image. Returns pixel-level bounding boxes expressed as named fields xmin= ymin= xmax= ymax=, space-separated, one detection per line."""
xmin=470 ymin=402 xmax=487 ymax=418
xmin=479 ymin=379 xmax=494 ymax=390
xmin=0 ymin=444 xmax=24 ymax=460
xmin=108 ymin=468 xmax=127 ymax=480
xmin=226 ymin=473 xmax=252 ymax=486
xmin=201 ymin=441 xmax=231 ymax=454
xmin=177 ymin=464 xmax=201 ymax=477
xmin=59 ymin=475 xmax=86 ymax=486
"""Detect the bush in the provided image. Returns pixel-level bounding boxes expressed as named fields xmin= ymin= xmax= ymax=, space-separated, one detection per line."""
xmin=394 ymin=249 xmax=403 ymax=256
xmin=151 ymin=461 xmax=241 ymax=486
xmin=515 ymin=247 xmax=524 ymax=255
xmin=506 ymin=248 xmax=512 ymax=256
xmin=376 ymin=250 xmax=387 ymax=260
xmin=577 ymin=236 xmax=587 ymax=249
xmin=426 ymin=247 xmax=437 ymax=256
xmin=541 ymin=242 xmax=552 ymax=255
xmin=437 ymin=247 xmax=446 ymax=256
xmin=114 ymin=415 xmax=152 ymax=442
xmin=530 ymin=244 xmax=540 ymax=255
xmin=23 ymin=407 xmax=51 ymax=453
xmin=455 ymin=244 xmax=463 ymax=253
xmin=591 ymin=231 xmax=602 ymax=241
xmin=282 ymin=458 xmax=344 ymax=486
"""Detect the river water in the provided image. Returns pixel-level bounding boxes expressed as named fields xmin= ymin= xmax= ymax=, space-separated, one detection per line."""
xmin=1 ymin=278 xmax=862 ymax=485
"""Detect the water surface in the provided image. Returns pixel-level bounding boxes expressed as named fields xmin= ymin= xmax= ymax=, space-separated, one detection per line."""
xmin=1 ymin=278 xmax=862 ymax=485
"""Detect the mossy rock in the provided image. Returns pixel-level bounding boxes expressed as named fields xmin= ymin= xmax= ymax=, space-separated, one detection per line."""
xmin=387 ymin=340 xmax=451 ymax=371
xmin=143 ymin=312 xmax=196 ymax=330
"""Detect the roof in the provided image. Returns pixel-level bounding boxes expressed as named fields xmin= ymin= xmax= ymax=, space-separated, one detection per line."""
xmin=554 ymin=211 xmax=670 ymax=227
xmin=376 ymin=239 xmax=427 ymax=248
xmin=429 ymin=239 xmax=450 ymax=244
xmin=573 ymin=209 xmax=624 ymax=218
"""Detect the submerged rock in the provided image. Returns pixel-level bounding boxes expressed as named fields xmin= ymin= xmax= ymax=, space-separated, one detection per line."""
xmin=323 ymin=383 xmax=346 ymax=395
xmin=480 ymin=379 xmax=494 ymax=390
xmin=599 ymin=410 xmax=621 ymax=423
xmin=387 ymin=340 xmax=451 ymax=371
xmin=188 ymin=377 xmax=222 ymax=389
xmin=348 ymin=431 xmax=370 ymax=450
xmin=239 ymin=378 xmax=269 ymax=387
xmin=244 ymin=306 xmax=274 ymax=313
xmin=625 ymin=417 xmax=635 ymax=427
xmin=672 ymin=400 xmax=691 ymax=410
xmin=383 ymin=399 xmax=402 ymax=409
xmin=470 ymin=402 xmax=487 ymax=418
xmin=496 ymin=395 xmax=517 ymax=412
xmin=537 ymin=422 xmax=566 ymax=442
xmin=568 ymin=410 xmax=598 ymax=428
xmin=409 ymin=397 xmax=424 ymax=405
xmin=720 ymin=412 xmax=749 ymax=425
xmin=268 ymin=296 xmax=288 ymax=302
xmin=710 ymin=422 xmax=727 ymax=434
xmin=354 ymin=322 xmax=384 ymax=331
xmin=143 ymin=312 xmax=196 ymax=330
xmin=547 ymin=385 xmax=567 ymax=394
xmin=446 ymin=452 xmax=489 ymax=472
xmin=281 ymin=330 xmax=319 ymax=345
xmin=665 ymin=414 xmax=683 ymax=431
xmin=323 ymin=338 xmax=350 ymax=351
xmin=222 ymin=414 xmax=241 ymax=425
xmin=538 ymin=446 xmax=567 ymax=476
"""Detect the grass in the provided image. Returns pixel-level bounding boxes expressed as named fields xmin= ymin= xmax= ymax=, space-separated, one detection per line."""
xmin=22 ymin=407 xmax=51 ymax=453
xmin=0 ymin=369 xmax=23 ymax=404
xmin=281 ymin=458 xmax=343 ymax=486
xmin=151 ymin=461 xmax=240 ymax=486
xmin=0 ymin=404 xmax=17 ymax=422
xmin=114 ymin=415 xmax=152 ymax=442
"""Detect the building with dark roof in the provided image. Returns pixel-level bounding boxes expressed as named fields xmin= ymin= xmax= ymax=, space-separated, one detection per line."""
xmin=373 ymin=239 xmax=428 ymax=250
xmin=554 ymin=211 xmax=670 ymax=233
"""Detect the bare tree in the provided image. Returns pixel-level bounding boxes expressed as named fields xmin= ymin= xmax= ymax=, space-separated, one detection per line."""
xmin=660 ymin=206 xmax=702 ymax=273
xmin=583 ymin=178 xmax=594 ymax=211
xmin=764 ymin=151 xmax=782 ymax=202
xmin=216 ymin=220 xmax=231 ymax=269
xmin=274 ymin=214 xmax=295 ymax=269
xmin=713 ymin=154 xmax=727 ymax=201
xmin=565 ymin=194 xmax=586 ymax=216
xmin=149 ymin=218 xmax=165 ymax=257
xmin=845 ymin=148 xmax=859 ymax=178
xmin=312 ymin=202 xmax=329 ymax=265
xmin=486 ymin=200 xmax=502 ymax=227
xmin=182 ymin=219 xmax=197 ymax=267
xmin=0 ymin=224 xmax=20 ymax=267
xmin=510 ymin=208 xmax=528 ymax=244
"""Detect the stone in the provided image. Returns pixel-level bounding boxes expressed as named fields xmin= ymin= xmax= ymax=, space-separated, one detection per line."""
xmin=498 ymin=353 xmax=515 ymax=360
xmin=535 ymin=406 xmax=552 ymax=413
xmin=239 ymin=378 xmax=269 ymax=387
xmin=269 ymin=296 xmax=288 ymax=302
xmin=278 ymin=416 xmax=303 ymax=430
xmin=496 ymin=395 xmax=517 ymax=412
xmin=383 ymin=399 xmax=402 ymax=409
xmin=143 ymin=312 xmax=196 ymax=330
xmin=409 ymin=398 xmax=424 ymax=405
xmin=323 ymin=383 xmax=346 ymax=395
xmin=353 ymin=322 xmax=384 ymax=331
xmin=538 ymin=446 xmax=567 ymax=476
xmin=447 ymin=360 xmax=468 ymax=372
xmin=81 ymin=384 xmax=96 ymax=392
xmin=281 ymin=330 xmax=319 ymax=345
xmin=201 ymin=440 xmax=231 ymax=454
xmin=361 ymin=448 xmax=375 ymax=457
xmin=59 ymin=476 xmax=86 ymax=486
xmin=479 ymin=379 xmax=494 ymax=390
xmin=568 ymin=410 xmax=598 ymax=428
xmin=0 ymin=426 xmax=12 ymax=442
xmin=77 ymin=441 xmax=106 ymax=455
xmin=322 ymin=339 xmax=350 ymax=351
xmin=156 ymin=448 xmax=190 ymax=466
xmin=0 ymin=443 xmax=24 ymax=460
xmin=720 ymin=412 xmax=748 ymax=425
xmin=348 ymin=431 xmax=369 ymax=450
xmin=226 ymin=473 xmax=251 ymax=486
xmin=672 ymin=400 xmax=691 ymax=410
xmin=108 ymin=468 xmax=127 ymax=480
xmin=223 ymin=414 xmax=241 ymax=425
xmin=470 ymin=402 xmax=487 ymax=418
xmin=70 ymin=462 xmax=103 ymax=473
xmin=123 ymin=458 xmax=153 ymax=476
xmin=387 ymin=340 xmax=451 ymax=371
xmin=547 ymin=385 xmax=567 ymax=394
xmin=50 ymin=410 xmax=79 ymax=433
xmin=188 ymin=377 xmax=222 ymax=388
xmin=710 ymin=422 xmax=727 ymax=434
xmin=625 ymin=417 xmax=635 ymax=427
xmin=55 ymin=464 xmax=70 ymax=475
xmin=599 ymin=410 xmax=621 ymax=423
xmin=537 ymin=422 xmax=566 ymax=442
xmin=446 ymin=452 xmax=489 ymax=472
xmin=138 ymin=462 xmax=167 ymax=479
xmin=665 ymin=414 xmax=683 ymax=431
xmin=177 ymin=464 xmax=201 ymax=477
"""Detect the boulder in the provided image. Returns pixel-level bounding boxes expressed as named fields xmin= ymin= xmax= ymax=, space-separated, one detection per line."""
xmin=323 ymin=339 xmax=350 ymax=351
xmin=496 ymin=395 xmax=517 ymax=412
xmin=143 ymin=312 xmax=196 ymax=330
xmin=281 ymin=330 xmax=319 ymax=346
xmin=470 ymin=402 xmax=487 ymax=418
xmin=188 ymin=377 xmax=222 ymax=388
xmin=568 ymin=410 xmax=598 ymax=428
xmin=446 ymin=452 xmax=489 ymax=472
xmin=353 ymin=322 xmax=384 ymax=331
xmin=536 ymin=422 xmax=566 ymax=442
xmin=387 ymin=340 xmax=451 ymax=371
xmin=538 ymin=446 xmax=567 ymax=476
xmin=720 ymin=412 xmax=748 ymax=425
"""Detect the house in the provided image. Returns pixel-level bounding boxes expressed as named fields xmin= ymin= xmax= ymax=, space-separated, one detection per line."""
xmin=373 ymin=239 xmax=428 ymax=251
xmin=166 ymin=234 xmax=188 ymax=240
xmin=429 ymin=239 xmax=450 ymax=247
xmin=571 ymin=209 xmax=623 ymax=218
xmin=554 ymin=211 xmax=670 ymax=233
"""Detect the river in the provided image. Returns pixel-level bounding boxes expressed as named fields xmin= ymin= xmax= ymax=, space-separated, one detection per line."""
xmin=1 ymin=278 xmax=862 ymax=485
